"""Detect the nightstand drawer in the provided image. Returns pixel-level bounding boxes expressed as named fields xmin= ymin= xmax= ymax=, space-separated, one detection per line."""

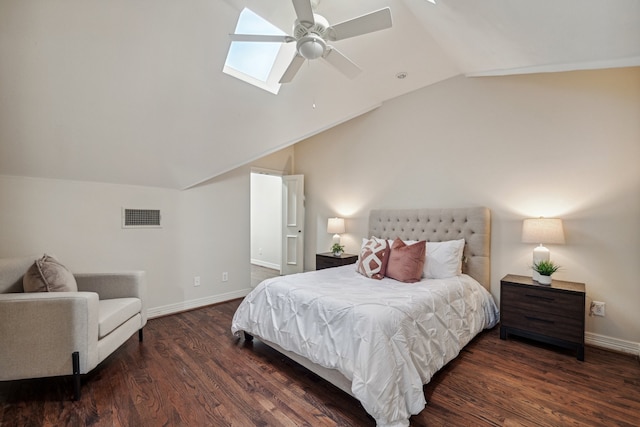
xmin=501 ymin=307 xmax=584 ymax=342
xmin=501 ymin=284 xmax=583 ymax=319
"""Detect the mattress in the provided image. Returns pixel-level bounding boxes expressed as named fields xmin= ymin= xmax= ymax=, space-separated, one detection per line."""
xmin=231 ymin=264 xmax=499 ymax=427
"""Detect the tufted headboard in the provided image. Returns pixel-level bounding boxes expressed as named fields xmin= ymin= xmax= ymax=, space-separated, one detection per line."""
xmin=368 ymin=207 xmax=491 ymax=290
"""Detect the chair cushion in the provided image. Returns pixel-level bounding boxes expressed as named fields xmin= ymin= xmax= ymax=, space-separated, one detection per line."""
xmin=98 ymin=298 xmax=142 ymax=339
xmin=23 ymin=255 xmax=78 ymax=293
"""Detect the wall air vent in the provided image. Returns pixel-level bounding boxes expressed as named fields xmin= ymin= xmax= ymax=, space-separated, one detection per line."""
xmin=122 ymin=208 xmax=161 ymax=228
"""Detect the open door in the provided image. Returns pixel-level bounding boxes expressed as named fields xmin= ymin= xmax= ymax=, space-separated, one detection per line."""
xmin=281 ymin=175 xmax=305 ymax=275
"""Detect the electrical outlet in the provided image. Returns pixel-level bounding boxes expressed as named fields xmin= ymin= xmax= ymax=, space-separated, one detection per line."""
xmin=193 ymin=276 xmax=201 ymax=287
xmin=590 ymin=301 xmax=605 ymax=317
xmin=222 ymin=272 xmax=228 ymax=282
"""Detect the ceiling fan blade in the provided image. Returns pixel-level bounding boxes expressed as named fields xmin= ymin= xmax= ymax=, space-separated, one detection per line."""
xmin=279 ymin=53 xmax=306 ymax=83
xmin=322 ymin=47 xmax=361 ymax=79
xmin=229 ymin=34 xmax=295 ymax=43
xmin=326 ymin=7 xmax=392 ymax=41
xmin=292 ymin=0 xmax=315 ymax=26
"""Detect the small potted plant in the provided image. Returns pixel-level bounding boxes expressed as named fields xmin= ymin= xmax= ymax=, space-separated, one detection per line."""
xmin=532 ymin=260 xmax=561 ymax=285
xmin=331 ymin=243 xmax=345 ymax=257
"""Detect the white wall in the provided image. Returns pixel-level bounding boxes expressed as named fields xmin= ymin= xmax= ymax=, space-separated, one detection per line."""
xmin=2 ymin=66 xmax=637 ymax=351
xmin=294 ymin=68 xmax=640 ymax=349
xmin=250 ymin=173 xmax=282 ymax=270
xmin=0 ymin=147 xmax=295 ymax=317
xmin=0 ymin=175 xmax=182 ymax=310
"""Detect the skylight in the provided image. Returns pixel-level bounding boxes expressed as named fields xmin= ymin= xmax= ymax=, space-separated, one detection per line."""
xmin=223 ymin=8 xmax=291 ymax=95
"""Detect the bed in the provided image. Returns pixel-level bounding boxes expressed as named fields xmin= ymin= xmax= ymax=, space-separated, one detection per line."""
xmin=232 ymin=207 xmax=499 ymax=427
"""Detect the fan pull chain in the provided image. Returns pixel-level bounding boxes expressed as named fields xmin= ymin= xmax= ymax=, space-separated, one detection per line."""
xmin=309 ymin=60 xmax=317 ymax=109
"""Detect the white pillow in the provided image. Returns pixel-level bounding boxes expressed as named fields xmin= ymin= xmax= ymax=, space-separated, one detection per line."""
xmin=385 ymin=238 xmax=465 ymax=279
xmin=423 ymin=239 xmax=465 ymax=279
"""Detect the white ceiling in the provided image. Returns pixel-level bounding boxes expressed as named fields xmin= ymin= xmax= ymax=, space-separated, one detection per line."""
xmin=0 ymin=0 xmax=638 ymax=189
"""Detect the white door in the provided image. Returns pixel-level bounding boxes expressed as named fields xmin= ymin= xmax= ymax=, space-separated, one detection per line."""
xmin=281 ymin=175 xmax=305 ymax=275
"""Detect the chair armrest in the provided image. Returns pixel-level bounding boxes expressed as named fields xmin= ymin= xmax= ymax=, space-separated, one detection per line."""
xmin=0 ymin=292 xmax=99 ymax=380
xmin=75 ymin=271 xmax=147 ymax=326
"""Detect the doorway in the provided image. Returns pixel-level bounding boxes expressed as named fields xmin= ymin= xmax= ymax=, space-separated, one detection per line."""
xmin=250 ymin=169 xmax=305 ymax=286
xmin=250 ymin=171 xmax=282 ymax=286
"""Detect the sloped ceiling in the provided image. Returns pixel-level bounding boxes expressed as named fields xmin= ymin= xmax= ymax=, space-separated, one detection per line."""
xmin=0 ymin=0 xmax=638 ymax=189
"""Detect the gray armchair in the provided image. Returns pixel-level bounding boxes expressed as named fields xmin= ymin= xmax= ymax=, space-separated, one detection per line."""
xmin=0 ymin=255 xmax=147 ymax=399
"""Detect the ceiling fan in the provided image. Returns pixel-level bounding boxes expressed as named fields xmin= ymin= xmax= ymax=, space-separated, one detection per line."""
xmin=229 ymin=0 xmax=392 ymax=83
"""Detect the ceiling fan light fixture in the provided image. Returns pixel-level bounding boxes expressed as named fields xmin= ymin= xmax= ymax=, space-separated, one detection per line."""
xmin=297 ymin=35 xmax=326 ymax=60
xmin=231 ymin=1 xmax=392 ymax=84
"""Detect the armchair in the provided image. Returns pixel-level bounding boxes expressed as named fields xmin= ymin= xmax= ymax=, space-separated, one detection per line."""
xmin=0 ymin=255 xmax=147 ymax=399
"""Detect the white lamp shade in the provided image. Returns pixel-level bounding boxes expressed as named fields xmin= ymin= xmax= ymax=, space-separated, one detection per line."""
xmin=522 ymin=218 xmax=565 ymax=244
xmin=327 ymin=217 xmax=345 ymax=234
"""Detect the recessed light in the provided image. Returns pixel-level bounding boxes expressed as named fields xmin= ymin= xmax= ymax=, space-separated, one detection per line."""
xmin=396 ymin=72 xmax=408 ymax=79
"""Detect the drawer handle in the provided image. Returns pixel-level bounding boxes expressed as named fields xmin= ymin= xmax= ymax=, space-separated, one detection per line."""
xmin=525 ymin=293 xmax=555 ymax=302
xmin=525 ymin=315 xmax=555 ymax=324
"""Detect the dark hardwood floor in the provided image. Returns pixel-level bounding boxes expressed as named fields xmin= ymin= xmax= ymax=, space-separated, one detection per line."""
xmin=1 ymin=298 xmax=639 ymax=427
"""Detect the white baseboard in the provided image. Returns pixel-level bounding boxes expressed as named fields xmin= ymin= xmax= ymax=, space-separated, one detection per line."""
xmin=585 ymin=332 xmax=640 ymax=357
xmin=147 ymin=288 xmax=252 ymax=319
xmin=251 ymin=259 xmax=280 ymax=270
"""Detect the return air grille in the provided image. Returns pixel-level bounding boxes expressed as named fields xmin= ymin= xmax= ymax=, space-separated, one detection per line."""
xmin=122 ymin=208 xmax=161 ymax=228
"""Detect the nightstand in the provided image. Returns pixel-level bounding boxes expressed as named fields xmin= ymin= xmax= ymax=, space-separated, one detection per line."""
xmin=316 ymin=253 xmax=358 ymax=270
xmin=500 ymin=274 xmax=586 ymax=361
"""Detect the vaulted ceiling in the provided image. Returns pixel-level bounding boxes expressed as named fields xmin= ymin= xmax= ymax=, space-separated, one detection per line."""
xmin=1 ymin=0 xmax=638 ymax=189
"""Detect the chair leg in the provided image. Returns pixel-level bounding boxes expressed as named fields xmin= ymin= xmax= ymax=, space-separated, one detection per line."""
xmin=138 ymin=328 xmax=143 ymax=342
xmin=72 ymin=351 xmax=81 ymax=401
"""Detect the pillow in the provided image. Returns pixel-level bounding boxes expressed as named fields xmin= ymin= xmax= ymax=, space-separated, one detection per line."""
xmin=355 ymin=236 xmax=383 ymax=270
xmin=385 ymin=238 xmax=426 ymax=283
xmin=356 ymin=238 xmax=390 ymax=280
xmin=23 ymin=254 xmax=78 ymax=292
xmin=424 ymin=239 xmax=465 ymax=279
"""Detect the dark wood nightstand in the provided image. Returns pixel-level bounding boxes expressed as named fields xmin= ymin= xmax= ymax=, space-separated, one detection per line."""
xmin=500 ymin=274 xmax=586 ymax=361
xmin=316 ymin=253 xmax=358 ymax=270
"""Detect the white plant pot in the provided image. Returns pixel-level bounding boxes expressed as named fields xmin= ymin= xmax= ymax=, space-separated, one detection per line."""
xmin=538 ymin=274 xmax=552 ymax=285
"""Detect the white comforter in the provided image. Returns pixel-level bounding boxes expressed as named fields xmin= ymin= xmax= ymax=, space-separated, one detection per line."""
xmin=231 ymin=265 xmax=499 ymax=427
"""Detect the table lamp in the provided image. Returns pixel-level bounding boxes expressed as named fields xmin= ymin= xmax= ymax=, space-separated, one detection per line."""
xmin=522 ymin=217 xmax=565 ymax=281
xmin=327 ymin=217 xmax=345 ymax=246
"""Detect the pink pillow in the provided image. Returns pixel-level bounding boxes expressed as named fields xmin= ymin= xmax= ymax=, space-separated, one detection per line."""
xmin=356 ymin=238 xmax=390 ymax=280
xmin=385 ymin=238 xmax=426 ymax=283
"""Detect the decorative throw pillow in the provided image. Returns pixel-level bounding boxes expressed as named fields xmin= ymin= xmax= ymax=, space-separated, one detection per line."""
xmin=356 ymin=238 xmax=390 ymax=280
xmin=423 ymin=239 xmax=465 ymax=279
xmin=385 ymin=238 xmax=426 ymax=283
xmin=23 ymin=254 xmax=78 ymax=292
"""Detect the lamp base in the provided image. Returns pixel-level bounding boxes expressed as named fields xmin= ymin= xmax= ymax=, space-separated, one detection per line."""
xmin=532 ymin=244 xmax=550 ymax=282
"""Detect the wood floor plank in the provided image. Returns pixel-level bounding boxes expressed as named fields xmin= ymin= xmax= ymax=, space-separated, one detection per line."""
xmin=1 ymin=298 xmax=639 ymax=426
